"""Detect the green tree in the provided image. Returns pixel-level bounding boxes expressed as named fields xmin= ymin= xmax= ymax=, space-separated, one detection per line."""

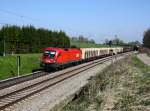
xmin=143 ymin=29 xmax=150 ymax=48
xmin=0 ymin=25 xmax=70 ymax=54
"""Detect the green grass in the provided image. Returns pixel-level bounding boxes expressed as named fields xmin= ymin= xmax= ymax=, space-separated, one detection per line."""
xmin=0 ymin=54 xmax=42 ymax=80
xmin=70 ymin=41 xmax=117 ymax=48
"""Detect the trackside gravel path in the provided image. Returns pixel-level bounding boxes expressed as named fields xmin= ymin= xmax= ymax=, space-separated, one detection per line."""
xmin=137 ymin=54 xmax=150 ymax=66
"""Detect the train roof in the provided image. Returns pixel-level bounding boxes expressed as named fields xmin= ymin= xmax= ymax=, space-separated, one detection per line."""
xmin=44 ymin=47 xmax=123 ymax=51
xmin=43 ymin=47 xmax=81 ymax=52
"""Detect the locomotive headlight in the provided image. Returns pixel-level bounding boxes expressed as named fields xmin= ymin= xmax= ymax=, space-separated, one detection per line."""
xmin=46 ymin=60 xmax=51 ymax=63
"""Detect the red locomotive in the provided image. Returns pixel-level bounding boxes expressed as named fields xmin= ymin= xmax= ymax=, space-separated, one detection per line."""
xmin=41 ymin=47 xmax=82 ymax=70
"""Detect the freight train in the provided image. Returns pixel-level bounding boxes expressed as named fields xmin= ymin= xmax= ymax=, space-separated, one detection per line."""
xmin=41 ymin=47 xmax=133 ymax=70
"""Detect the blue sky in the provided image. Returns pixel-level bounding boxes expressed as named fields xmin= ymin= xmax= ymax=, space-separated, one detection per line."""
xmin=0 ymin=0 xmax=150 ymax=43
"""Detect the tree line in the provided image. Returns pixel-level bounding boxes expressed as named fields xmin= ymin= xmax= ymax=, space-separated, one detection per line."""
xmin=104 ymin=37 xmax=141 ymax=47
xmin=104 ymin=38 xmax=124 ymax=46
xmin=71 ymin=36 xmax=95 ymax=44
xmin=0 ymin=25 xmax=70 ymax=54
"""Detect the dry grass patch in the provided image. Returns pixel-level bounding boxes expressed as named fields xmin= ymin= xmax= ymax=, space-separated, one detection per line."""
xmin=62 ymin=55 xmax=150 ymax=111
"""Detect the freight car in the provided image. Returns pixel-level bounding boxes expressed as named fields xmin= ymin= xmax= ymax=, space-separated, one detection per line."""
xmin=41 ymin=47 xmax=124 ymax=70
xmin=80 ymin=47 xmax=123 ymax=61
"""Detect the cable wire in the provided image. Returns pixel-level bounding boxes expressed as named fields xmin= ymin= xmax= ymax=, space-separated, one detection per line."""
xmin=0 ymin=9 xmax=41 ymax=22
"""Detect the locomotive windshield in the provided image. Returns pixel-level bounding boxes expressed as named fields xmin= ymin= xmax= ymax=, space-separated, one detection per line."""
xmin=43 ymin=50 xmax=56 ymax=58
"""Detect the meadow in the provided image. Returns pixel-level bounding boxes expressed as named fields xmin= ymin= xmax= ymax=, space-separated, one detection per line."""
xmin=0 ymin=54 xmax=42 ymax=80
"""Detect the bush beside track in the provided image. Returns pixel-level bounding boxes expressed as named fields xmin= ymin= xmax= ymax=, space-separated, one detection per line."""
xmin=0 ymin=54 xmax=41 ymax=80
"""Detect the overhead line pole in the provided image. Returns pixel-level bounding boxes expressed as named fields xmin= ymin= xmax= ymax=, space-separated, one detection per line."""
xmin=3 ymin=36 xmax=5 ymax=56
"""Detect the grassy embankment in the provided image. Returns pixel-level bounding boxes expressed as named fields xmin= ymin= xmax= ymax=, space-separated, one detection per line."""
xmin=0 ymin=54 xmax=41 ymax=80
xmin=63 ymin=55 xmax=150 ymax=111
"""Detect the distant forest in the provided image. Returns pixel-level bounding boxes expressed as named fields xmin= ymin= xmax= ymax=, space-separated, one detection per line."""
xmin=0 ymin=25 xmax=70 ymax=54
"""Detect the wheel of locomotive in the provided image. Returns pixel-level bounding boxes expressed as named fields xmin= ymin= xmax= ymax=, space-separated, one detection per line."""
xmin=55 ymin=66 xmax=59 ymax=71
xmin=75 ymin=61 xmax=78 ymax=65
xmin=60 ymin=64 xmax=64 ymax=70
xmin=44 ymin=66 xmax=50 ymax=72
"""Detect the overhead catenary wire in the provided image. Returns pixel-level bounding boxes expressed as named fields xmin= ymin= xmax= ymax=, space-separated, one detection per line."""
xmin=0 ymin=9 xmax=50 ymax=28
xmin=0 ymin=8 xmax=81 ymax=35
xmin=0 ymin=9 xmax=41 ymax=22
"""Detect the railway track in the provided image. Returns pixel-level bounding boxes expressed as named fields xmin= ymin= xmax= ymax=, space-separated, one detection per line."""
xmin=0 ymin=52 xmax=133 ymax=110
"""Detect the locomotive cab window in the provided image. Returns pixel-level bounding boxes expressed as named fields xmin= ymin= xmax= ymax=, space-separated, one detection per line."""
xmin=43 ymin=50 xmax=56 ymax=58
